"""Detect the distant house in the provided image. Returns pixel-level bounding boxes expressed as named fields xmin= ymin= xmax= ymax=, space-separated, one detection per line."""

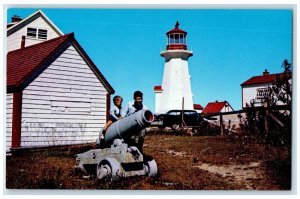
xmin=240 ymin=69 xmax=291 ymax=108
xmin=193 ymin=104 xmax=203 ymax=113
xmin=7 ymin=10 xmax=63 ymax=52
xmin=6 ymin=33 xmax=114 ymax=151
xmin=202 ymin=101 xmax=234 ymax=115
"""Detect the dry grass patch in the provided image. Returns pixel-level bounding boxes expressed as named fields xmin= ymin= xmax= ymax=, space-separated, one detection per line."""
xmin=6 ymin=133 xmax=291 ymax=190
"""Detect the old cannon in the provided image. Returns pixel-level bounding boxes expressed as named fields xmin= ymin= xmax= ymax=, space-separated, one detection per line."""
xmin=74 ymin=109 xmax=158 ymax=181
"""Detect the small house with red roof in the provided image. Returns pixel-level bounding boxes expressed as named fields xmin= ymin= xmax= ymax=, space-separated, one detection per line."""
xmin=240 ymin=69 xmax=289 ymax=108
xmin=6 ymin=33 xmax=114 ymax=151
xmin=193 ymin=104 xmax=203 ymax=113
xmin=6 ymin=11 xmax=114 ymax=151
xmin=202 ymin=101 xmax=234 ymax=115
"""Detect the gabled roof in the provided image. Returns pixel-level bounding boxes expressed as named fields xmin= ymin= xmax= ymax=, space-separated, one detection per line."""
xmin=241 ymin=71 xmax=291 ymax=86
xmin=7 ymin=10 xmax=63 ymax=37
xmin=193 ymin=104 xmax=203 ymax=110
xmin=7 ymin=33 xmax=114 ymax=94
xmin=202 ymin=101 xmax=232 ymax=114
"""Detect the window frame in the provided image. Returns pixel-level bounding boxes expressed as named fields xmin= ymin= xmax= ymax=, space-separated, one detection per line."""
xmin=26 ymin=26 xmax=48 ymax=40
xmin=26 ymin=27 xmax=37 ymax=38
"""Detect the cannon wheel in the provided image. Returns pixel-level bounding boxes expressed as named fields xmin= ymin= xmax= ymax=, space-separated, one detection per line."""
xmin=97 ymin=158 xmax=120 ymax=181
xmin=144 ymin=158 xmax=158 ymax=177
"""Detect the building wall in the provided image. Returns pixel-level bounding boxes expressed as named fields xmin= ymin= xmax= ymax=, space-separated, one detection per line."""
xmin=20 ymin=45 xmax=108 ymax=147
xmin=195 ymin=109 xmax=202 ymax=114
xmin=220 ymin=105 xmax=234 ymax=113
xmin=209 ymin=113 xmax=246 ymax=132
xmin=157 ymin=57 xmax=193 ymax=113
xmin=154 ymin=91 xmax=162 ymax=113
xmin=7 ymin=16 xmax=60 ymax=52
xmin=6 ymin=93 xmax=14 ymax=151
xmin=242 ymin=84 xmax=271 ymax=108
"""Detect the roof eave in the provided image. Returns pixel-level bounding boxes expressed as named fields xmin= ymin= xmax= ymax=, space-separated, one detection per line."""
xmin=8 ymin=34 xmax=74 ymax=91
xmin=241 ymin=81 xmax=274 ymax=87
xmin=7 ymin=10 xmax=63 ymax=36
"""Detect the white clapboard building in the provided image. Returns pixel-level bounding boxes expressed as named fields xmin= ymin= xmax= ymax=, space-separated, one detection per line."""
xmin=7 ymin=10 xmax=63 ymax=52
xmin=240 ymin=69 xmax=290 ymax=108
xmin=6 ymin=11 xmax=114 ymax=151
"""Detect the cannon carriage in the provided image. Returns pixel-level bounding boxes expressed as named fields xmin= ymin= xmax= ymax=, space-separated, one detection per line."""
xmin=74 ymin=110 xmax=158 ymax=181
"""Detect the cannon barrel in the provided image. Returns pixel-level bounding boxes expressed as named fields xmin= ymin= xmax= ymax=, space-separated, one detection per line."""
xmin=104 ymin=109 xmax=154 ymax=144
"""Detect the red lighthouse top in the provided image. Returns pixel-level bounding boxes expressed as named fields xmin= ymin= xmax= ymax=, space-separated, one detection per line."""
xmin=166 ymin=21 xmax=187 ymax=50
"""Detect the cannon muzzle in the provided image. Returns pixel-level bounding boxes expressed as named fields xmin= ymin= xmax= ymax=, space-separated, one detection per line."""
xmin=104 ymin=109 xmax=154 ymax=145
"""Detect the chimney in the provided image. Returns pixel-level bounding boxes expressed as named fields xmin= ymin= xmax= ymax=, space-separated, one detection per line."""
xmin=263 ymin=69 xmax=269 ymax=76
xmin=12 ymin=15 xmax=22 ymax=23
xmin=21 ymin=36 xmax=26 ymax=49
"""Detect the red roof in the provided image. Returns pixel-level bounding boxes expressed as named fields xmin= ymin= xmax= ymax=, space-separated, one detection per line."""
xmin=7 ymin=34 xmax=71 ymax=88
xmin=166 ymin=21 xmax=187 ymax=35
xmin=193 ymin=104 xmax=203 ymax=110
xmin=241 ymin=71 xmax=291 ymax=86
xmin=154 ymin=85 xmax=163 ymax=91
xmin=202 ymin=101 xmax=227 ymax=114
xmin=7 ymin=33 xmax=114 ymax=94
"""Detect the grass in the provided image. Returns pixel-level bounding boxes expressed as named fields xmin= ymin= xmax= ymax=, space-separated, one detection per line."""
xmin=6 ymin=131 xmax=291 ymax=190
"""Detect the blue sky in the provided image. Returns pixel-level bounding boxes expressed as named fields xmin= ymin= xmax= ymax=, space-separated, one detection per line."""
xmin=7 ymin=8 xmax=293 ymax=112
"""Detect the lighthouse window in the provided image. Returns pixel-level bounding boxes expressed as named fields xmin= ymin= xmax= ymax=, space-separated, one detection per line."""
xmin=170 ymin=34 xmax=175 ymax=44
xmin=169 ymin=34 xmax=185 ymax=44
xmin=179 ymin=34 xmax=184 ymax=44
xmin=175 ymin=34 xmax=179 ymax=43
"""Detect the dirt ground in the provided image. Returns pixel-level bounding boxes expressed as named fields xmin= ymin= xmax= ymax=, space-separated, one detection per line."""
xmin=6 ymin=131 xmax=291 ymax=190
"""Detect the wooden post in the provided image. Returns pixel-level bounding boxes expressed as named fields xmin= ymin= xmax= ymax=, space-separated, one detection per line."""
xmin=263 ymin=101 xmax=269 ymax=138
xmin=106 ymin=93 xmax=111 ymax=123
xmin=220 ymin=114 xmax=224 ymax=136
xmin=181 ymin=97 xmax=184 ymax=128
xmin=269 ymin=112 xmax=285 ymax=127
xmin=12 ymin=91 xmax=23 ymax=148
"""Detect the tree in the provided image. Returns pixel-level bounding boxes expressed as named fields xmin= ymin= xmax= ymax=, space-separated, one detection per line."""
xmin=244 ymin=59 xmax=292 ymax=145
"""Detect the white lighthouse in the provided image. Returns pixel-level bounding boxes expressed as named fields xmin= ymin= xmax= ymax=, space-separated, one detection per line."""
xmin=154 ymin=21 xmax=194 ymax=114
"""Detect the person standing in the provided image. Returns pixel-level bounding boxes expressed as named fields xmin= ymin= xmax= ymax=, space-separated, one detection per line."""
xmin=122 ymin=90 xmax=148 ymax=116
xmin=122 ymin=91 xmax=148 ymax=152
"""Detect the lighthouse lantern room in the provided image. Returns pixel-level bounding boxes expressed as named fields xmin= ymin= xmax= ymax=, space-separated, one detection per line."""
xmin=154 ymin=21 xmax=194 ymax=114
xmin=166 ymin=21 xmax=187 ymax=50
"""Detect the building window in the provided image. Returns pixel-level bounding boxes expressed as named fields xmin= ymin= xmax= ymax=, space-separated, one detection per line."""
xmin=256 ymin=88 xmax=271 ymax=100
xmin=38 ymin=29 xmax=47 ymax=39
xmin=27 ymin=27 xmax=37 ymax=38
xmin=27 ymin=27 xmax=47 ymax=40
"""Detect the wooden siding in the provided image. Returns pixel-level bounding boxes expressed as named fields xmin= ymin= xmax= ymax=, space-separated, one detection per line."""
xmin=7 ymin=16 xmax=60 ymax=52
xmin=242 ymin=84 xmax=271 ymax=108
xmin=21 ymin=45 xmax=108 ymax=147
xmin=6 ymin=94 xmax=13 ymax=151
